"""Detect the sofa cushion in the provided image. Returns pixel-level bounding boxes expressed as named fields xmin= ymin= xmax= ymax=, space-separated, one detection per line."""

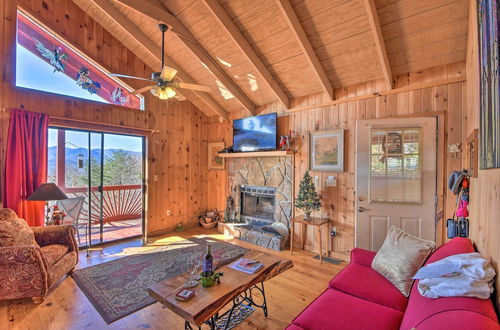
xmin=401 ymin=238 xmax=498 ymax=329
xmin=329 ymin=262 xmax=408 ymax=312
xmin=414 ymin=310 xmax=500 ymax=330
xmin=372 ymin=226 xmax=435 ymax=297
xmin=41 ymin=244 xmax=69 ymax=267
xmin=289 ymin=289 xmax=404 ymax=330
xmin=0 ymin=208 xmax=38 ymax=247
xmin=350 ymin=248 xmax=376 ymax=267
xmin=401 ymin=291 xmax=499 ymax=329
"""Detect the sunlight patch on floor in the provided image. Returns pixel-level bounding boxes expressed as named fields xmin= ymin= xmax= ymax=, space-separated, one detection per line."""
xmin=81 ymin=231 xmax=234 ymax=260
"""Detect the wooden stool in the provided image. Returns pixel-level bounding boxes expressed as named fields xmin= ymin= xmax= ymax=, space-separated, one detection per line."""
xmin=290 ymin=215 xmax=330 ymax=263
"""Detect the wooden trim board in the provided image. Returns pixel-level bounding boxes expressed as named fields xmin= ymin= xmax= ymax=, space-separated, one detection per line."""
xmin=287 ymin=77 xmax=465 ymax=113
xmin=218 ymin=150 xmax=294 ymax=158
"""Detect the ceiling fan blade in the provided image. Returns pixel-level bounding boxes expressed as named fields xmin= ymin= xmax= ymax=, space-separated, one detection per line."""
xmin=110 ymin=73 xmax=153 ymax=82
xmin=131 ymin=85 xmax=154 ymax=94
xmin=175 ymin=82 xmax=211 ymax=93
xmin=160 ymin=66 xmax=178 ymax=81
xmin=174 ymin=91 xmax=187 ymax=101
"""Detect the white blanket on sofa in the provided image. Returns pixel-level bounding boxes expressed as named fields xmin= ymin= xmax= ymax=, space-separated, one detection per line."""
xmin=413 ymin=252 xmax=495 ymax=299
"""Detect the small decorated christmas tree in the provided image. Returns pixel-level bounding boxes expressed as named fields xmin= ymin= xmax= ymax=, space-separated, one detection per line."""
xmin=295 ymin=171 xmax=321 ymax=220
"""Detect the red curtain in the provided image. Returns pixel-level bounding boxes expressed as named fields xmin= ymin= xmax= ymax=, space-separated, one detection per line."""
xmin=2 ymin=109 xmax=49 ymax=226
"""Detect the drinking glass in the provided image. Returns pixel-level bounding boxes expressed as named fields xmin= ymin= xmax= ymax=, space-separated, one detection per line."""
xmin=184 ymin=255 xmax=201 ymax=288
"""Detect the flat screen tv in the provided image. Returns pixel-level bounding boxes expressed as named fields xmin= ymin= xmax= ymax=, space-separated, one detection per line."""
xmin=233 ymin=113 xmax=277 ymax=152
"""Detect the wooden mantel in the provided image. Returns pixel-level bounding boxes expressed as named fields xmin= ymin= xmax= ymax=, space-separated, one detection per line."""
xmin=218 ymin=150 xmax=294 ymax=158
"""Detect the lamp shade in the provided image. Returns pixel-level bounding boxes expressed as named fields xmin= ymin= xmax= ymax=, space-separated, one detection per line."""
xmin=27 ymin=183 xmax=68 ymax=201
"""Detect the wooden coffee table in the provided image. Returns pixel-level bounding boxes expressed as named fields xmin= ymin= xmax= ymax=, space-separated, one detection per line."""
xmin=149 ymin=250 xmax=293 ymax=329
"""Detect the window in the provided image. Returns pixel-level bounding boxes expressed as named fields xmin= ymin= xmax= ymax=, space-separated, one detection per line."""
xmin=15 ymin=10 xmax=144 ymax=110
xmin=369 ymin=128 xmax=422 ymax=203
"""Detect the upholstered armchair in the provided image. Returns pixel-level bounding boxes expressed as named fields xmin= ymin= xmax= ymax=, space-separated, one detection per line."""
xmin=0 ymin=208 xmax=78 ymax=303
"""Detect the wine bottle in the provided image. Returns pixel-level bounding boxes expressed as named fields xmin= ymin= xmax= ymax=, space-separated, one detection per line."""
xmin=202 ymin=244 xmax=213 ymax=277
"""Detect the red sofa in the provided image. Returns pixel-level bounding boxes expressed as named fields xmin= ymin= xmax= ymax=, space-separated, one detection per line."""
xmin=287 ymin=238 xmax=500 ymax=330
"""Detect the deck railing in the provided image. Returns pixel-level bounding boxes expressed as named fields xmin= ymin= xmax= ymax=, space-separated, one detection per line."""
xmin=62 ymin=185 xmax=143 ymax=224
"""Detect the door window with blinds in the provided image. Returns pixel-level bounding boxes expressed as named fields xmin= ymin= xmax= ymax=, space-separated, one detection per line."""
xmin=369 ymin=128 xmax=422 ymax=203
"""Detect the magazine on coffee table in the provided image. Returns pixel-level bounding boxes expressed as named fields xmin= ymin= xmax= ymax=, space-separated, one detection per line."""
xmin=229 ymin=258 xmax=264 ymax=274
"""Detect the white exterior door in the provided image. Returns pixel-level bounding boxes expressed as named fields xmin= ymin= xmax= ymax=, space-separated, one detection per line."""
xmin=355 ymin=118 xmax=437 ymax=251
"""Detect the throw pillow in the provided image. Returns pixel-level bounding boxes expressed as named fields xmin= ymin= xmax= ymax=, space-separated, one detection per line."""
xmin=371 ymin=226 xmax=436 ymax=297
xmin=261 ymin=225 xmax=280 ymax=235
xmin=0 ymin=208 xmax=38 ymax=247
xmin=271 ymin=222 xmax=289 ymax=238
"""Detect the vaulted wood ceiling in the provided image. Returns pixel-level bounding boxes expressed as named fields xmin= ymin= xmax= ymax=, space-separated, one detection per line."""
xmin=73 ymin=0 xmax=469 ymax=118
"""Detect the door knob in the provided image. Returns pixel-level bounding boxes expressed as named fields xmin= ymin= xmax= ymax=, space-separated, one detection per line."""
xmin=358 ymin=206 xmax=365 ymax=212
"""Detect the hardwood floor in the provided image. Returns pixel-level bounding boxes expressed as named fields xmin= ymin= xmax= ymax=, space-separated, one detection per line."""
xmin=0 ymin=227 xmax=346 ymax=330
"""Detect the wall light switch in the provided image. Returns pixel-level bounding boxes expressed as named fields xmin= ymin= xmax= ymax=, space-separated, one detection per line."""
xmin=314 ymin=175 xmax=319 ymax=187
xmin=154 ymin=175 xmax=158 ymax=182
xmin=326 ymin=175 xmax=337 ymax=187
xmin=167 ymin=210 xmax=172 ymax=216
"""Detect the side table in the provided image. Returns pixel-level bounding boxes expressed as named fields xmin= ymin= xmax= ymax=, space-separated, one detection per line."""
xmin=290 ymin=215 xmax=330 ymax=263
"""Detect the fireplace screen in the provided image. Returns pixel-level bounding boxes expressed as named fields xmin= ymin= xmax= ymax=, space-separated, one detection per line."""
xmin=240 ymin=186 xmax=276 ymax=223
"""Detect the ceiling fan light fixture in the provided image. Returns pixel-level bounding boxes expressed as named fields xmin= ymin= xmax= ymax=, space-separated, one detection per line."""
xmin=151 ymin=86 xmax=176 ymax=100
xmin=164 ymin=87 xmax=177 ymax=99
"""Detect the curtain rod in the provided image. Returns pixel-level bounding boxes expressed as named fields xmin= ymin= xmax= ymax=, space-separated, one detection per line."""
xmin=2 ymin=108 xmax=159 ymax=135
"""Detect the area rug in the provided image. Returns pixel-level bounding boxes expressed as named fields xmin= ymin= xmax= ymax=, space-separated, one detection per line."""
xmin=214 ymin=304 xmax=254 ymax=330
xmin=72 ymin=237 xmax=248 ymax=323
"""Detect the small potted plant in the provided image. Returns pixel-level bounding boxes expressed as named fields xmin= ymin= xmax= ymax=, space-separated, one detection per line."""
xmin=199 ymin=272 xmax=223 ymax=288
xmin=295 ymin=171 xmax=321 ymax=220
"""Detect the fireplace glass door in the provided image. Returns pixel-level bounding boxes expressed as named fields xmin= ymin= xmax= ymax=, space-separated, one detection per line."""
xmin=240 ymin=186 xmax=276 ymax=224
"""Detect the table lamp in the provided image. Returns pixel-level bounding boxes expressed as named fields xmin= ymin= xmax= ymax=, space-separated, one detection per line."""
xmin=27 ymin=183 xmax=68 ymax=225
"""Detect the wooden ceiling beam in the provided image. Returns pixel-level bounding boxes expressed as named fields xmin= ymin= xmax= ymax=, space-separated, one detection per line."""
xmin=201 ymin=0 xmax=290 ymax=108
xmin=275 ymin=0 xmax=334 ymax=101
xmin=363 ymin=0 xmax=392 ymax=90
xmin=113 ymin=0 xmax=256 ymax=115
xmin=83 ymin=0 xmax=229 ymax=121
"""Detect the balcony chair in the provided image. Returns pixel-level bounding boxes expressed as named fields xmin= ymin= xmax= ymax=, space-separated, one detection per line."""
xmin=57 ymin=197 xmax=85 ymax=245
xmin=0 ymin=208 xmax=78 ymax=304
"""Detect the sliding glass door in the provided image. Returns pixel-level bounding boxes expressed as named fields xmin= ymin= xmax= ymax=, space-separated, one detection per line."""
xmin=47 ymin=128 xmax=145 ymax=247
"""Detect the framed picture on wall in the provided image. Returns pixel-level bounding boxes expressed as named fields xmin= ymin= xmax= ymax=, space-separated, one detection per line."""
xmin=309 ymin=130 xmax=344 ymax=172
xmin=208 ymin=142 xmax=225 ymax=170
xmin=478 ymin=0 xmax=500 ymax=169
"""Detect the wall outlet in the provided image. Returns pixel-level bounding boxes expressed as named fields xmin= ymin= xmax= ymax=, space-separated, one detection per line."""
xmin=326 ymin=175 xmax=337 ymax=187
xmin=166 ymin=210 xmax=172 ymax=216
xmin=331 ymin=227 xmax=337 ymax=237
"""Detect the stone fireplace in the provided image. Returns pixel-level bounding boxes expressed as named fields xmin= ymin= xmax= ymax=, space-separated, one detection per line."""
xmin=220 ymin=156 xmax=293 ymax=250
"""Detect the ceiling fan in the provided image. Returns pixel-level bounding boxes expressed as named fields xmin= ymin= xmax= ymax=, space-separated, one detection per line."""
xmin=110 ymin=24 xmax=211 ymax=100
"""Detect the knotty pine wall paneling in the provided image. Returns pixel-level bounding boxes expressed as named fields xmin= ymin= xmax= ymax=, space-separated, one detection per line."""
xmin=0 ymin=0 xmax=208 ymax=236
xmin=207 ymin=62 xmax=466 ymax=260
xmin=466 ymin=0 xmax=500 ymax=312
